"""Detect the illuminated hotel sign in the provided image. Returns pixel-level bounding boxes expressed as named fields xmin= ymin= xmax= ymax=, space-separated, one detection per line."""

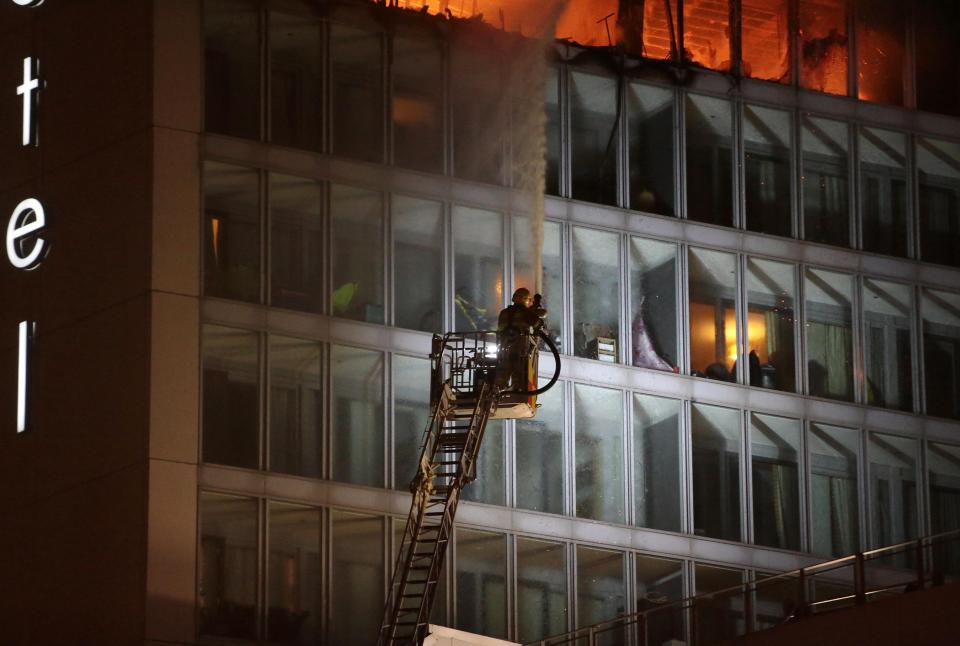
xmin=10 ymin=0 xmax=45 ymax=433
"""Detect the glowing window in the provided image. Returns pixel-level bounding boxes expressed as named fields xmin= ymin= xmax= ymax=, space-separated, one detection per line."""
xmin=798 ymin=0 xmax=848 ymax=95
xmin=742 ymin=0 xmax=789 ymax=83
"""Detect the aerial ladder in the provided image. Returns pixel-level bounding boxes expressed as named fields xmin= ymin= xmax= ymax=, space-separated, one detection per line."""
xmin=378 ymin=320 xmax=561 ymax=646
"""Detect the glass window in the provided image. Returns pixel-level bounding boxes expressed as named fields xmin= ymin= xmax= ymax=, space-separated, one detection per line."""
xmin=575 ymin=384 xmax=625 ymax=524
xmin=628 ymin=82 xmax=674 ymax=217
xmin=204 ymin=0 xmax=259 ymax=139
xmin=570 ymin=71 xmax=618 ymax=206
xmin=394 ymin=195 xmax=443 ymax=332
xmin=456 ymin=529 xmax=507 ymax=639
xmin=269 ymin=12 xmax=322 ymax=151
xmin=929 ymin=442 xmax=960 ymax=534
xmin=517 ymin=538 xmax=568 ymax=643
xmin=683 ymin=0 xmax=729 ymax=71
xmin=634 ymin=395 xmax=682 ymax=533
xmin=743 ymin=105 xmax=792 ymax=237
xmin=393 ymin=355 xmax=430 ymax=491
xmin=689 ymin=248 xmax=738 ymax=381
xmin=573 ymin=227 xmax=621 ymax=362
xmin=576 ymin=546 xmax=625 ymax=640
xmin=801 ymin=116 xmax=850 ymax=247
xmin=330 ymin=24 xmax=383 ymax=163
xmin=750 ymin=413 xmax=801 ymax=551
xmin=916 ymin=0 xmax=960 ymax=117
xmin=270 ymin=173 xmax=323 ymax=312
xmin=392 ymin=30 xmax=443 ymax=173
xmin=453 ymin=206 xmax=503 ymax=331
xmin=204 ymin=162 xmax=260 ymax=302
xmin=809 ymin=423 xmax=860 ymax=557
xmin=805 ymin=268 xmax=854 ymax=402
xmin=269 ymin=335 xmax=322 ymax=478
xmin=331 ymin=184 xmax=384 ymax=323
xmin=462 ymin=420 xmax=505 ymax=506
xmin=691 ymin=404 xmax=742 ymax=542
xmin=514 ymin=218 xmax=563 ymax=350
xmin=636 ymin=555 xmax=684 ymax=646
xmin=863 ymin=279 xmax=913 ymax=412
xmin=641 ymin=0 xmax=679 ymax=62
xmin=917 ymin=138 xmax=960 ymax=268
xmin=922 ymin=289 xmax=960 ymax=419
xmin=741 ymin=0 xmax=789 ymax=82
xmin=199 ymin=493 xmax=258 ymax=640
xmin=545 ymin=67 xmax=561 ymax=196
xmin=330 ymin=511 xmax=384 ymax=646
xmin=203 ymin=325 xmax=259 ymax=469
xmin=798 ymin=0 xmax=848 ymax=95
xmin=859 ymin=127 xmax=908 ymax=257
xmin=630 ymin=237 xmax=678 ymax=371
xmin=694 ymin=564 xmax=745 ymax=642
xmin=451 ymin=36 xmax=504 ymax=185
xmin=268 ymin=502 xmax=320 ymax=644
xmin=516 ymin=385 xmax=565 ymax=515
xmin=854 ymin=0 xmax=905 ymax=106
xmin=331 ymin=345 xmax=384 ymax=487
xmin=868 ymin=433 xmax=918 ymax=549
xmin=685 ymin=94 xmax=733 ymax=226
xmin=746 ymin=257 xmax=797 ymax=392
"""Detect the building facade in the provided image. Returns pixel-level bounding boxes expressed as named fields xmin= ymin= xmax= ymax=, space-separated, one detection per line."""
xmin=2 ymin=0 xmax=959 ymax=644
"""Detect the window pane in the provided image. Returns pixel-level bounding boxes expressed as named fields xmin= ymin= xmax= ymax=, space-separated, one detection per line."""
xmin=270 ymin=173 xmax=323 ymax=312
xmin=628 ymin=83 xmax=675 ymax=217
xmin=268 ymin=502 xmax=320 ymax=644
xmin=331 ymin=184 xmax=384 ymax=323
xmin=802 ymin=116 xmax=850 ymax=247
xmin=575 ymin=384 xmax=625 ymax=524
xmin=929 ymin=442 xmax=960 ymax=576
xmin=742 ymin=0 xmax=789 ymax=82
xmin=809 ymin=423 xmax=860 ymax=557
xmin=451 ymin=36 xmax=503 ymax=185
xmin=685 ymin=94 xmax=733 ymax=226
xmin=694 ymin=564 xmax=745 ymax=642
xmin=869 ymin=434 xmax=918 ymax=548
xmin=631 ymin=237 xmax=678 ymax=371
xmin=922 ymin=289 xmax=960 ymax=419
xmin=330 ymin=511 xmax=384 ymax=646
xmin=456 ymin=529 xmax=507 ymax=639
xmin=859 ymin=127 xmax=908 ymax=257
xmin=394 ymin=196 xmax=443 ymax=332
xmin=517 ymin=538 xmax=568 ymax=643
xmin=854 ymin=0 xmax=905 ymax=106
xmin=689 ymin=248 xmax=738 ymax=381
xmin=805 ymin=268 xmax=853 ymax=401
xmin=269 ymin=12 xmax=321 ymax=151
xmin=750 ymin=413 xmax=801 ymax=551
xmin=863 ymin=279 xmax=913 ymax=412
xmin=204 ymin=0 xmax=259 ymax=139
xmin=516 ymin=385 xmax=565 ymax=515
xmin=743 ymin=105 xmax=792 ymax=237
xmin=453 ymin=206 xmax=503 ymax=331
xmin=269 ymin=335 xmax=322 ymax=478
xmin=917 ymin=138 xmax=960 ymax=268
xmin=393 ymin=355 xmax=430 ymax=491
xmin=634 ymin=395 xmax=682 ymax=532
xmin=746 ymin=257 xmax=797 ymax=392
xmin=204 ymin=161 xmax=260 ymax=302
xmin=331 ymin=345 xmax=384 ymax=487
xmin=199 ymin=493 xmax=257 ymax=640
xmin=641 ymin=0 xmax=679 ymax=62
xmin=392 ymin=30 xmax=443 ymax=173
xmin=570 ymin=72 xmax=618 ymax=206
xmin=515 ymin=218 xmax=563 ymax=350
xmin=576 ymin=546 xmax=625 ymax=642
xmin=798 ymin=0 xmax=848 ymax=95
xmin=691 ymin=404 xmax=742 ymax=542
xmin=545 ymin=67 xmax=561 ymax=195
xmin=916 ymin=0 xmax=960 ymax=117
xmin=330 ymin=24 xmax=383 ymax=162
xmin=203 ymin=325 xmax=259 ymax=469
xmin=683 ymin=0 xmax=729 ymax=72
xmin=462 ymin=420 xmax=505 ymax=506
xmin=636 ymin=555 xmax=684 ymax=646
xmin=573 ymin=227 xmax=621 ymax=361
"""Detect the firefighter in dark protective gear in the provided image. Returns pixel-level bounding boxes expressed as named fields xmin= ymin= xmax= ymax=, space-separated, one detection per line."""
xmin=496 ymin=288 xmax=547 ymax=390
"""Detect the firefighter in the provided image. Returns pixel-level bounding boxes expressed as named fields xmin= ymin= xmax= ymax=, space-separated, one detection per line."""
xmin=496 ymin=288 xmax=546 ymax=390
